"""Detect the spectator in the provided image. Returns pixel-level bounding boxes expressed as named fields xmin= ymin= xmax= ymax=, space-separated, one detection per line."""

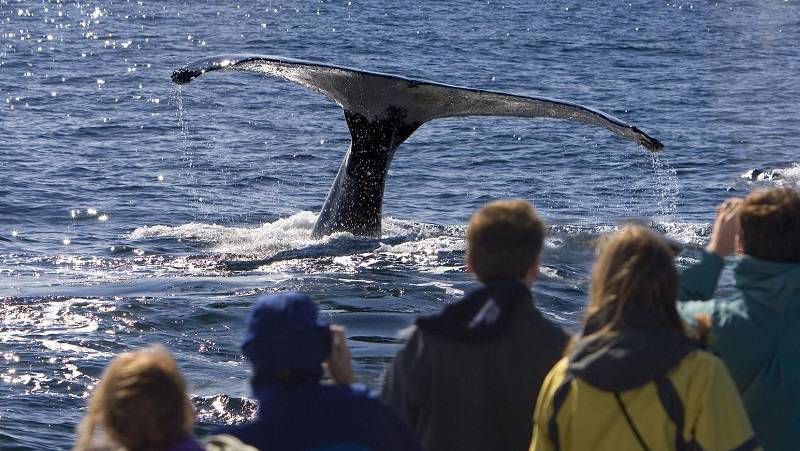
xmin=217 ymin=292 xmax=421 ymax=451
xmin=74 ymin=345 xmax=204 ymax=451
xmin=679 ymin=188 xmax=800 ymax=451
xmin=531 ymin=225 xmax=757 ymax=451
xmin=382 ymin=199 xmax=569 ymax=451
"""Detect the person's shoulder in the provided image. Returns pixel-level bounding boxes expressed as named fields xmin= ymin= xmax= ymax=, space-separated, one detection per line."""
xmin=330 ymin=383 xmax=412 ymax=423
xmin=211 ymin=426 xmax=259 ymax=442
xmin=404 ymin=322 xmax=453 ymax=353
xmin=397 ymin=324 xmax=418 ymax=342
xmin=549 ymin=356 xmax=570 ymax=376
xmin=203 ymin=434 xmax=258 ymax=451
xmin=516 ymin=301 xmax=570 ymax=342
xmin=669 ymin=349 xmax=729 ymax=386
xmin=316 ymin=383 xmax=400 ymax=422
xmin=344 ymin=382 xmax=377 ymax=399
xmin=538 ymin=357 xmax=571 ymax=396
xmin=394 ymin=324 xmax=433 ymax=359
xmin=325 ymin=382 xmax=404 ymax=408
xmin=319 ymin=382 xmax=375 ymax=399
xmin=681 ymin=348 xmax=724 ymax=368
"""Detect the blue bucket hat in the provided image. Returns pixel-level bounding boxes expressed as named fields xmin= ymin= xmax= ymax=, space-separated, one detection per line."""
xmin=242 ymin=292 xmax=332 ymax=386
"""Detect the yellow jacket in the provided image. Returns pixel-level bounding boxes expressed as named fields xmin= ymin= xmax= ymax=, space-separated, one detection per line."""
xmin=531 ymin=350 xmax=759 ymax=451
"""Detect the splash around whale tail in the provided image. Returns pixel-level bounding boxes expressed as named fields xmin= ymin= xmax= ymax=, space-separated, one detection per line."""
xmin=172 ymin=55 xmax=663 ymax=238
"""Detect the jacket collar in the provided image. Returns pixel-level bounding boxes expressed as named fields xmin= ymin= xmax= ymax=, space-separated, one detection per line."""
xmin=415 ymin=280 xmax=531 ymax=341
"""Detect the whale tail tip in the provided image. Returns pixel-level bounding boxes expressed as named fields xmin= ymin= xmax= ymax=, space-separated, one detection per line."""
xmin=171 ymin=67 xmax=196 ymax=85
xmin=634 ymin=127 xmax=664 ymax=152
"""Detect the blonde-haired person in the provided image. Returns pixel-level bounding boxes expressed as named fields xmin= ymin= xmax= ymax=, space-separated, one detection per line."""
xmin=74 ymin=345 xmax=254 ymax=451
xmin=383 ymin=199 xmax=569 ymax=451
xmin=531 ymin=225 xmax=759 ymax=451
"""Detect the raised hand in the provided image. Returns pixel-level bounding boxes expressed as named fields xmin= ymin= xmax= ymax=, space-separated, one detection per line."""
xmin=707 ymin=198 xmax=743 ymax=257
xmin=325 ymin=325 xmax=356 ymax=385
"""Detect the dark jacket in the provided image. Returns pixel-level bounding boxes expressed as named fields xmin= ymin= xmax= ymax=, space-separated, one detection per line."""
xmin=381 ymin=281 xmax=569 ymax=451
xmin=221 ymin=292 xmax=421 ymax=451
xmin=679 ymin=250 xmax=800 ymax=451
xmin=219 ymin=382 xmax=420 ymax=451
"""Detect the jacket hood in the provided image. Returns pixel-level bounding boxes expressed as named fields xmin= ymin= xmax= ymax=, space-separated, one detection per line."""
xmin=242 ymin=292 xmax=332 ymax=387
xmin=735 ymin=256 xmax=800 ymax=313
xmin=415 ymin=280 xmax=531 ymax=341
xmin=568 ymin=308 xmax=699 ymax=391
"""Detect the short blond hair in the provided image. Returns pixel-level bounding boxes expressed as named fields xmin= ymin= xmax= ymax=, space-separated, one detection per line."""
xmin=466 ymin=199 xmax=545 ymax=282
xmin=75 ymin=345 xmax=195 ymax=450
xmin=740 ymin=187 xmax=800 ymax=262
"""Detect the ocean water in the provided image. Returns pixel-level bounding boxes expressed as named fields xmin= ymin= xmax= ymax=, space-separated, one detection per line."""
xmin=1 ymin=1 xmax=799 ymax=449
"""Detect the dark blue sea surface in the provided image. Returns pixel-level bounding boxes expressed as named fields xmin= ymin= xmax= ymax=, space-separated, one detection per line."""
xmin=1 ymin=1 xmax=799 ymax=449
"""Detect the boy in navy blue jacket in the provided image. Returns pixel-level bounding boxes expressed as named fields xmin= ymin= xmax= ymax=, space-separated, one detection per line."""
xmin=220 ymin=292 xmax=421 ymax=451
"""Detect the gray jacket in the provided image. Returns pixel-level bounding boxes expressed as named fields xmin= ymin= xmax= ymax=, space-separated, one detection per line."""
xmin=382 ymin=286 xmax=568 ymax=451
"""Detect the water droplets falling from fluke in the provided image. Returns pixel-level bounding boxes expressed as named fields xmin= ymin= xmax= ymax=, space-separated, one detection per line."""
xmin=170 ymin=85 xmax=191 ymax=153
xmin=649 ymin=152 xmax=679 ymax=219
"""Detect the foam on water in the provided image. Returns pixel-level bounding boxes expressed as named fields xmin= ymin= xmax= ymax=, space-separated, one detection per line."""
xmin=129 ymin=207 xmax=713 ymax=259
xmin=130 ymin=212 xmax=449 ymax=257
xmin=131 ymin=211 xmax=320 ymax=256
xmin=0 ymin=297 xmax=109 ymax=344
xmin=194 ymin=394 xmax=258 ymax=425
xmin=782 ymin=164 xmax=800 ymax=186
xmin=652 ymin=221 xmax=710 ymax=247
xmin=126 ymin=210 xmax=710 ymax=279
xmin=741 ymin=162 xmax=800 ymax=188
xmin=409 ymin=281 xmax=465 ymax=297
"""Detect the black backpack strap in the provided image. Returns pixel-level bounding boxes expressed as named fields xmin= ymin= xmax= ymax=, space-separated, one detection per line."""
xmin=547 ymin=374 xmax=574 ymax=451
xmin=614 ymin=392 xmax=652 ymax=451
xmin=654 ymin=375 xmax=691 ymax=451
xmin=552 ymin=373 xmax=700 ymax=451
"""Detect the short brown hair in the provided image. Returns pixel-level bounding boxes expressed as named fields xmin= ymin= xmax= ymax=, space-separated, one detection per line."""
xmin=466 ymin=199 xmax=545 ymax=282
xmin=740 ymin=187 xmax=800 ymax=262
xmin=75 ymin=345 xmax=195 ymax=451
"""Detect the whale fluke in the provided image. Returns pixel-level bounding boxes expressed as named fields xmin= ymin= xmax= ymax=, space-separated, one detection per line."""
xmin=172 ymin=55 xmax=663 ymax=238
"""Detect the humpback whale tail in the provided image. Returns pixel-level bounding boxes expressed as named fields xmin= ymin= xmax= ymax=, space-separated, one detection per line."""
xmin=172 ymin=55 xmax=663 ymax=238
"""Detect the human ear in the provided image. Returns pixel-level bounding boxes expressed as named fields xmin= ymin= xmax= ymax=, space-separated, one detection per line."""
xmin=526 ymin=257 xmax=540 ymax=281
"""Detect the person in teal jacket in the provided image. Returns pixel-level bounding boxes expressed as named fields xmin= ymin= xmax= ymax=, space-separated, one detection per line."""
xmin=679 ymin=187 xmax=800 ymax=451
